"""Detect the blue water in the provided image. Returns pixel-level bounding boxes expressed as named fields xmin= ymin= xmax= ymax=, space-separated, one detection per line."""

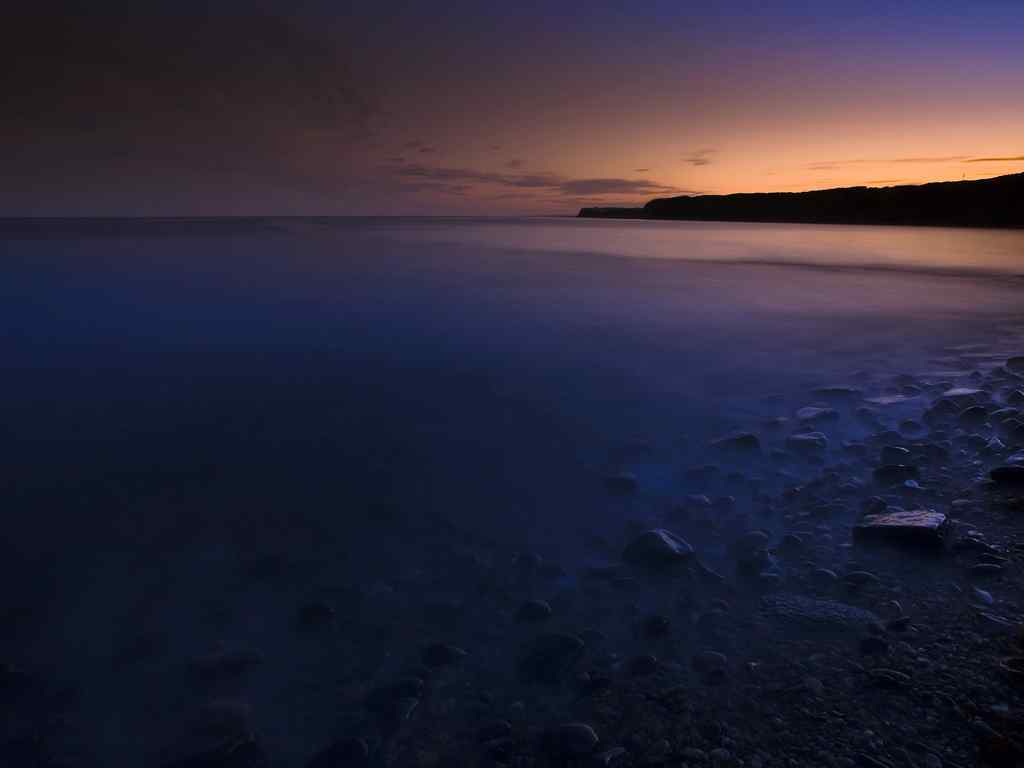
xmin=1 ymin=217 xmax=1022 ymax=764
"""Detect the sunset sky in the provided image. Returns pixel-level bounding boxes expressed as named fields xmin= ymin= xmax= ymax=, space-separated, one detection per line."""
xmin=4 ymin=1 xmax=1023 ymax=215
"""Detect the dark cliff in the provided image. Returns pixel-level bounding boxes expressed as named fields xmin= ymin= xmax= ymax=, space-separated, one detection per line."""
xmin=579 ymin=172 xmax=1024 ymax=228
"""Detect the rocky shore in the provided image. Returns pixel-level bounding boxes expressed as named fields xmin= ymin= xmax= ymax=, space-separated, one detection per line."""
xmin=7 ymin=348 xmax=1024 ymax=767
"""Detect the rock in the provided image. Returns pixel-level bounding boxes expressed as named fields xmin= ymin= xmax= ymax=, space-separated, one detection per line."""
xmin=959 ymin=405 xmax=989 ymax=426
xmin=786 ymin=432 xmax=828 ymax=454
xmin=628 ymin=654 xmax=659 ymax=676
xmin=711 ymin=432 xmax=761 ymax=455
xmin=306 ymin=737 xmax=370 ymax=767
xmin=692 ymin=650 xmax=728 ymax=675
xmin=853 ymin=509 xmax=948 ymax=548
xmin=991 ymin=466 xmax=1024 ymax=487
xmin=973 ymin=587 xmax=995 ymax=605
xmin=880 ymin=446 xmax=911 ymax=465
xmin=844 ymin=570 xmax=881 ymax=587
xmin=1007 ymin=356 xmax=1024 ymax=373
xmin=515 ymin=599 xmax=553 ymax=623
xmin=420 ymin=642 xmax=467 ymax=668
xmin=969 ymin=563 xmax=1004 ymax=580
xmin=517 ymin=633 xmax=585 ymax=684
xmin=873 ymin=464 xmax=919 ymax=486
xmin=544 ymin=723 xmax=599 ymax=757
xmin=605 ymin=472 xmax=638 ymax=495
xmin=797 ymin=406 xmax=840 ymax=423
xmin=868 ymin=668 xmax=911 ymax=689
xmin=762 ymin=594 xmax=881 ymax=629
xmin=622 ymin=529 xmax=693 ymax=569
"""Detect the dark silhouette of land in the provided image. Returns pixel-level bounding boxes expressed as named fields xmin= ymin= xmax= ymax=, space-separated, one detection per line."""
xmin=579 ymin=172 xmax=1024 ymax=228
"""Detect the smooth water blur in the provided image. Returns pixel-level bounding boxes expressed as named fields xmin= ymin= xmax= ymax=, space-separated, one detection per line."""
xmin=1 ymin=216 xmax=1023 ymax=764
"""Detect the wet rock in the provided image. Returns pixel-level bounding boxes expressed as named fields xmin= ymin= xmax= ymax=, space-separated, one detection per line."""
xmin=1007 ymin=356 xmax=1024 ymax=373
xmin=959 ymin=405 xmax=989 ymax=426
xmin=762 ymin=594 xmax=881 ymax=629
xmin=544 ymin=723 xmax=599 ymax=757
xmin=420 ymin=642 xmax=467 ymax=668
xmin=868 ymin=668 xmax=911 ymax=689
xmin=515 ymin=599 xmax=553 ymax=624
xmin=880 ymin=446 xmax=911 ymax=465
xmin=306 ymin=737 xmax=370 ymax=767
xmin=969 ymin=563 xmax=1004 ymax=580
xmin=628 ymin=654 xmax=659 ymax=676
xmin=517 ymin=632 xmax=585 ymax=685
xmin=797 ymin=406 xmax=840 ymax=423
xmin=853 ymin=508 xmax=948 ymax=548
xmin=873 ymin=464 xmax=920 ymax=487
xmin=786 ymin=432 xmax=828 ymax=454
xmin=991 ymin=466 xmax=1024 ymax=488
xmin=622 ymin=529 xmax=693 ymax=569
xmin=844 ymin=570 xmax=881 ymax=587
xmin=692 ymin=650 xmax=728 ymax=675
xmin=711 ymin=432 xmax=761 ymax=455
xmin=605 ymin=472 xmax=638 ymax=496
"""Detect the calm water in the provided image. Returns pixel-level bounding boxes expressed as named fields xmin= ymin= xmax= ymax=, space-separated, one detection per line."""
xmin=1 ymin=217 xmax=1023 ymax=764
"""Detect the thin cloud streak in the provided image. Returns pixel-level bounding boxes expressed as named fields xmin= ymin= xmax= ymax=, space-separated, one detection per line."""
xmin=965 ymin=156 xmax=1024 ymax=163
xmin=394 ymin=164 xmax=688 ymax=197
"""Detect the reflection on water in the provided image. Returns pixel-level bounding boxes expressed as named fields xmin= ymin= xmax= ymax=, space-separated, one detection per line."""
xmin=1 ymin=217 xmax=1023 ymax=765
xmin=377 ymin=216 xmax=1024 ymax=274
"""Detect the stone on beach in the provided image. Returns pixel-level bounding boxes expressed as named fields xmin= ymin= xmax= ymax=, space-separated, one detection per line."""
xmin=622 ymin=529 xmax=693 ymax=568
xmin=761 ymin=594 xmax=881 ymax=630
xmin=786 ymin=432 xmax=828 ymax=454
xmin=853 ymin=508 xmax=948 ymax=548
xmin=710 ymin=432 xmax=761 ymax=455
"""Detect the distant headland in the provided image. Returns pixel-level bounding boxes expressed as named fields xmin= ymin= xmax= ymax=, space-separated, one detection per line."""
xmin=579 ymin=172 xmax=1024 ymax=228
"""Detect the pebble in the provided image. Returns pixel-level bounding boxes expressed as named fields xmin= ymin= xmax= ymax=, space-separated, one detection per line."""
xmin=544 ymin=723 xmax=599 ymax=757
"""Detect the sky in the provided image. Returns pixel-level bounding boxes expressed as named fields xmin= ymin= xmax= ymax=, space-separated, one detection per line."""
xmin=2 ymin=1 xmax=1023 ymax=215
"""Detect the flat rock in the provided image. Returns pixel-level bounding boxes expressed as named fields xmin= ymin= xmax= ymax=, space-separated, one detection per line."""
xmin=853 ymin=509 xmax=948 ymax=548
xmin=622 ymin=529 xmax=693 ymax=569
xmin=786 ymin=432 xmax=828 ymax=454
xmin=761 ymin=594 xmax=881 ymax=629
xmin=710 ymin=432 xmax=761 ymax=454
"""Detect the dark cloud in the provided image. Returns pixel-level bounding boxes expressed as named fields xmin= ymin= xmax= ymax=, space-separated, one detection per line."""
xmin=394 ymin=164 xmax=684 ymax=198
xmin=682 ymin=149 xmax=716 ymax=167
xmin=505 ymin=159 xmax=523 ymax=169
xmin=634 ymin=168 xmax=651 ymax=172
xmin=0 ymin=11 xmax=374 ymax=196
xmin=965 ymin=155 xmax=1024 ymax=163
xmin=808 ymin=156 xmax=969 ymax=170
